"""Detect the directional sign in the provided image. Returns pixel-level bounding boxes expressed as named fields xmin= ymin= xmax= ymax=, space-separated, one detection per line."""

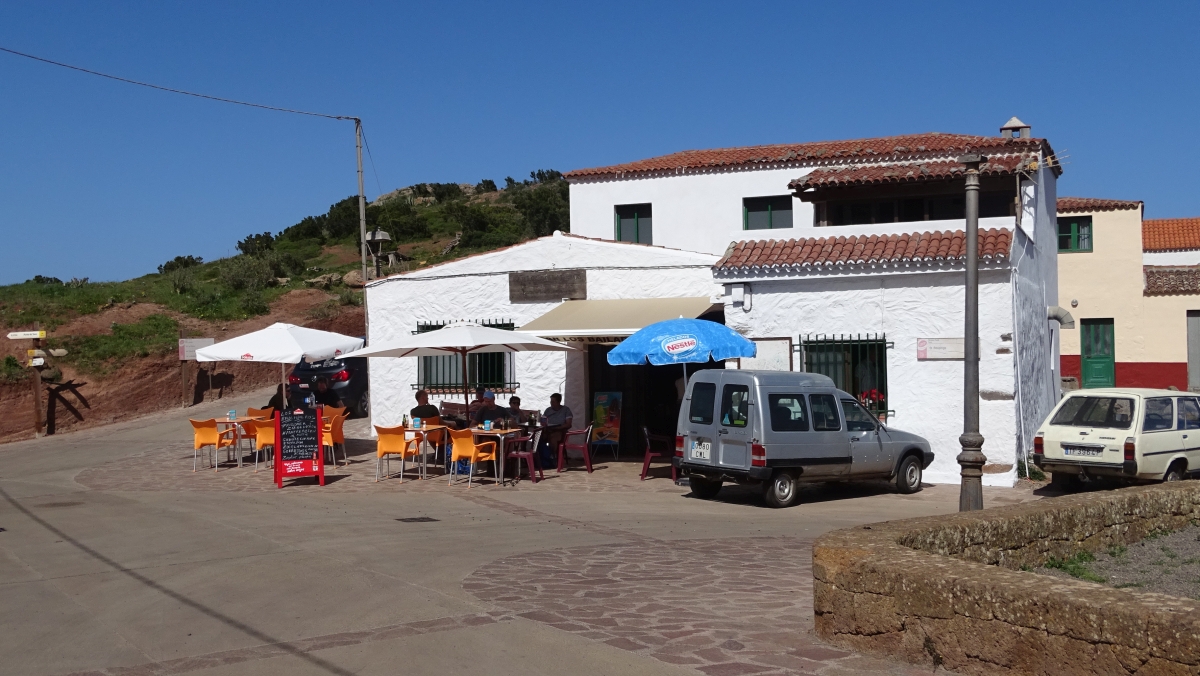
xmin=26 ymin=349 xmax=46 ymax=358
xmin=27 ymin=357 xmax=45 ymax=367
xmin=49 ymin=348 xmax=68 ymax=357
xmin=7 ymin=330 xmax=46 ymax=340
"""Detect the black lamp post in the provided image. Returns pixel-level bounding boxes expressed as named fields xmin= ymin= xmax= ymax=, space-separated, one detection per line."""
xmin=957 ymin=153 xmax=987 ymax=511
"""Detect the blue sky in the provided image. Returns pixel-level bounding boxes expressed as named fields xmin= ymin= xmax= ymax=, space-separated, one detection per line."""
xmin=1 ymin=1 xmax=1197 ymax=284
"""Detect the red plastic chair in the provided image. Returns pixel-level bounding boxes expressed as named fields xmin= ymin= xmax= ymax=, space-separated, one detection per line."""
xmin=640 ymin=425 xmax=677 ymax=481
xmin=557 ymin=425 xmax=593 ymax=473
xmin=505 ymin=429 xmax=543 ymax=484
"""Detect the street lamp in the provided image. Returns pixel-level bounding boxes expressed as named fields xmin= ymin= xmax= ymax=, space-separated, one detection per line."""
xmin=957 ymin=153 xmax=987 ymax=511
xmin=364 ymin=228 xmax=391 ymax=280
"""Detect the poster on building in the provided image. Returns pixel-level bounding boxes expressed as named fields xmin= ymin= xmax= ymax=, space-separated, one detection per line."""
xmin=591 ymin=391 xmax=622 ymax=448
xmin=736 ymin=338 xmax=792 ymax=371
xmin=916 ymin=338 xmax=971 ymax=360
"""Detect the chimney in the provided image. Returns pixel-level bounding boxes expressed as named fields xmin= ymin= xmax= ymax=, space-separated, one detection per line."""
xmin=1000 ymin=117 xmax=1031 ymax=139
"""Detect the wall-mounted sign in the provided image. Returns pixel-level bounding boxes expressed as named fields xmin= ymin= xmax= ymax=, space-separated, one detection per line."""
xmin=509 ymin=269 xmax=587 ymax=303
xmin=735 ymin=338 xmax=792 ymax=371
xmin=916 ymin=338 xmax=971 ymax=360
xmin=178 ymin=338 xmax=216 ymax=361
xmin=7 ymin=330 xmax=46 ymax=340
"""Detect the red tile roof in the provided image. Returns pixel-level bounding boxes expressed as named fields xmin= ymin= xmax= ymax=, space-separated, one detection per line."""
xmin=565 ymin=133 xmax=1056 ymax=179
xmin=1143 ymin=218 xmax=1200 ymax=252
xmin=788 ymin=155 xmax=1033 ymax=191
xmin=714 ymin=229 xmax=1012 ymax=272
xmin=1144 ymin=266 xmax=1200 ymax=296
xmin=1057 ymin=197 xmax=1142 ymax=214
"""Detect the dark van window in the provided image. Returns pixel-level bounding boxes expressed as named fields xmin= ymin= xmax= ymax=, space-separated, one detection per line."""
xmin=720 ymin=384 xmax=750 ymax=427
xmin=842 ymin=399 xmax=878 ymax=432
xmin=1179 ymin=398 xmax=1200 ymax=430
xmin=1049 ymin=396 xmax=1134 ymax=429
xmin=689 ymin=382 xmax=717 ymax=425
xmin=768 ymin=394 xmax=808 ymax=431
xmin=809 ymin=394 xmax=841 ymax=431
xmin=1143 ymin=397 xmax=1175 ymax=432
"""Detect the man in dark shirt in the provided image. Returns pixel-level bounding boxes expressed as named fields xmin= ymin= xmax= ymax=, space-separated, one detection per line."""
xmin=266 ymin=385 xmax=290 ymax=412
xmin=467 ymin=387 xmax=487 ymax=418
xmin=471 ymin=391 xmax=504 ymax=426
xmin=505 ymin=396 xmax=525 ymax=424
xmin=313 ymin=377 xmax=342 ymax=408
xmin=410 ymin=389 xmax=440 ymax=420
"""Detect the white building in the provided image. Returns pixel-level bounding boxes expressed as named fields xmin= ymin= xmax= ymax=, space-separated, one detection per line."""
xmin=365 ymin=120 xmax=1065 ymax=485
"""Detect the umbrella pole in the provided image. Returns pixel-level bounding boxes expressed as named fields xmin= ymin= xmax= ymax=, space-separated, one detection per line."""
xmin=682 ymin=362 xmax=688 ymax=382
xmin=280 ymin=363 xmax=286 ymax=407
xmin=461 ymin=349 xmax=470 ymax=407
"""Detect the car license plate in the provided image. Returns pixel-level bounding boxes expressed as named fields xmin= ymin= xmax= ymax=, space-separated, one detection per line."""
xmin=1062 ymin=445 xmax=1103 ymax=457
xmin=691 ymin=441 xmax=711 ymax=460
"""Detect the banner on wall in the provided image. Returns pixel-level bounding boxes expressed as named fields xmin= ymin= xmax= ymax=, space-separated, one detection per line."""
xmin=591 ymin=391 xmax=622 ymax=447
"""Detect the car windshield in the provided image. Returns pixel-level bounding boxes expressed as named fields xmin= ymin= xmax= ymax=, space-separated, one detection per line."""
xmin=1050 ymin=396 xmax=1134 ymax=429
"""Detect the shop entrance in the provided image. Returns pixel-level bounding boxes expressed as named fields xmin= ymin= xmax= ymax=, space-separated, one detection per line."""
xmin=586 ymin=344 xmax=724 ymax=456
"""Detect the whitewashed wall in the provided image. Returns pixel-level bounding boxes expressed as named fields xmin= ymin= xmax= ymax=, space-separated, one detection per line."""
xmin=364 ymin=232 xmax=720 ymax=431
xmin=722 ymin=268 xmax=1019 ymax=486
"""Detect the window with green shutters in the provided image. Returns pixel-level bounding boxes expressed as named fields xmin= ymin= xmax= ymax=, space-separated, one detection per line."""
xmin=615 ymin=204 xmax=652 ymax=244
xmin=744 ymin=196 xmax=793 ymax=230
xmin=1058 ymin=216 xmax=1093 ymax=252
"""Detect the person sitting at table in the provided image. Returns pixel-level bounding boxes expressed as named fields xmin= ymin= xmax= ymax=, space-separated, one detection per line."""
xmin=313 ymin=377 xmax=342 ymax=409
xmin=467 ymin=386 xmax=487 ymax=417
xmin=266 ymin=384 xmax=290 ymax=412
xmin=505 ymin=395 xmax=525 ymax=424
xmin=410 ymin=389 xmax=440 ymax=421
xmin=540 ymin=393 xmax=573 ymax=467
xmin=471 ymin=390 xmax=505 ymax=426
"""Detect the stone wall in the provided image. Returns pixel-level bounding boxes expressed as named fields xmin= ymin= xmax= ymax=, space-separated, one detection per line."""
xmin=813 ymin=483 xmax=1200 ymax=675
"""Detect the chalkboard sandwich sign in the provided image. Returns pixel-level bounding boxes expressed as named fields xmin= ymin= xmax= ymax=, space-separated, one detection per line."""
xmin=274 ymin=407 xmax=325 ymax=487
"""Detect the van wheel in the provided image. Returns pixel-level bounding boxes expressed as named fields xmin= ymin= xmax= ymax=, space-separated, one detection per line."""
xmin=1050 ymin=472 xmax=1081 ymax=492
xmin=1164 ymin=461 xmax=1188 ymax=482
xmin=688 ymin=476 xmax=722 ymax=500
xmin=763 ymin=471 xmax=800 ymax=508
xmin=895 ymin=455 xmax=923 ymax=494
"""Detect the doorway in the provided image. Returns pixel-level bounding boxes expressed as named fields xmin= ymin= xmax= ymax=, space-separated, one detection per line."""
xmin=1188 ymin=311 xmax=1200 ymax=392
xmin=1081 ymin=318 xmax=1115 ymax=388
xmin=586 ymin=344 xmax=723 ymax=455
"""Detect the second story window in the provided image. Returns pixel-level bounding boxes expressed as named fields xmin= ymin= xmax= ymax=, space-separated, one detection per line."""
xmin=615 ymin=204 xmax=652 ymax=244
xmin=1058 ymin=216 xmax=1093 ymax=252
xmin=744 ymin=196 xmax=793 ymax=230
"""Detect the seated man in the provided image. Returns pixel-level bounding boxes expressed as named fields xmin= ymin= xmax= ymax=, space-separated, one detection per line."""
xmin=467 ymin=386 xmax=487 ymax=418
xmin=266 ymin=384 xmax=290 ymax=412
xmin=505 ymin=395 xmax=526 ymax=424
xmin=410 ymin=389 xmax=440 ymax=421
xmin=540 ymin=393 xmax=573 ymax=466
xmin=470 ymin=390 xmax=505 ymax=426
xmin=313 ymin=377 xmax=342 ymax=409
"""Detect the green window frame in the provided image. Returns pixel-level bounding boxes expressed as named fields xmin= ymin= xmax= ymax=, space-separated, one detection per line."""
xmin=415 ymin=321 xmax=517 ymax=393
xmin=1057 ymin=216 xmax=1093 ymax=252
xmin=615 ymin=204 xmax=652 ymax=244
xmin=744 ymin=196 xmax=793 ymax=230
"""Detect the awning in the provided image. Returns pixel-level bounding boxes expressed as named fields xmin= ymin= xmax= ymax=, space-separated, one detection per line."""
xmin=517 ymin=297 xmax=720 ymax=340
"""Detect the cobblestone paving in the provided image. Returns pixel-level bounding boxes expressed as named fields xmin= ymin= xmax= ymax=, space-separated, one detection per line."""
xmin=465 ymin=537 xmax=937 ymax=676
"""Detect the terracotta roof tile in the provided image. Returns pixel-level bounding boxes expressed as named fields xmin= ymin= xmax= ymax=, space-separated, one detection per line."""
xmin=714 ymin=229 xmax=1011 ymax=272
xmin=566 ymin=133 xmax=1056 ymax=179
xmin=789 ymin=155 xmax=1035 ymax=191
xmin=1143 ymin=218 xmax=1200 ymax=252
xmin=1057 ymin=197 xmax=1142 ymax=214
xmin=1144 ymin=266 xmax=1200 ymax=295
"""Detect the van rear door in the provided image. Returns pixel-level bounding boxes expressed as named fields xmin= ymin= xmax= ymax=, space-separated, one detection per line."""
xmin=716 ymin=375 xmax=755 ymax=470
xmin=682 ymin=378 xmax=718 ymax=467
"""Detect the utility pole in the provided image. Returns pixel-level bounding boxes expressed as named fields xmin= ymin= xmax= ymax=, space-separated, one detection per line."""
xmin=957 ymin=154 xmax=987 ymax=511
xmin=355 ymin=118 xmax=370 ymax=347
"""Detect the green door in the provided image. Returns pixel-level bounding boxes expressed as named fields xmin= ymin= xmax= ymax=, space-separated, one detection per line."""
xmin=1080 ymin=318 xmax=1115 ymax=388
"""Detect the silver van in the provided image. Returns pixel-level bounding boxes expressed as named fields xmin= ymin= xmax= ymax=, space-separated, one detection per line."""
xmin=673 ymin=370 xmax=934 ymax=507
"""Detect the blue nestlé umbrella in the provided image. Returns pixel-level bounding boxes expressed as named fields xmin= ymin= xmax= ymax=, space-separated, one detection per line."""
xmin=607 ymin=318 xmax=756 ymax=368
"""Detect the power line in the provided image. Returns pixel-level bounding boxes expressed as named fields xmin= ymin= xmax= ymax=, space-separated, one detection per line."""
xmin=358 ymin=125 xmax=385 ymax=199
xmin=0 ymin=45 xmax=353 ymax=121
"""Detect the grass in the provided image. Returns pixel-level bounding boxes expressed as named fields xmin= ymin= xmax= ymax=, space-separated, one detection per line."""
xmin=1107 ymin=545 xmax=1128 ymax=558
xmin=1045 ymin=551 xmax=1107 ymax=583
xmin=50 ymin=314 xmax=180 ymax=376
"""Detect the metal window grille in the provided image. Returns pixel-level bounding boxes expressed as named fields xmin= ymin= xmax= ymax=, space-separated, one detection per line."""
xmin=414 ymin=320 xmax=519 ymax=394
xmin=798 ymin=333 xmax=891 ymax=418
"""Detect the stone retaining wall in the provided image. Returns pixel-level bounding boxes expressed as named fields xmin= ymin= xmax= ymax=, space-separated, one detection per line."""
xmin=813 ymin=483 xmax=1200 ymax=675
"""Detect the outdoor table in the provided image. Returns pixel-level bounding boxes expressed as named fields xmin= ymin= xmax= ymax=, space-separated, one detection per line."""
xmin=214 ymin=417 xmax=260 ymax=469
xmin=470 ymin=427 xmax=526 ymax=484
xmin=406 ymin=424 xmax=448 ymax=479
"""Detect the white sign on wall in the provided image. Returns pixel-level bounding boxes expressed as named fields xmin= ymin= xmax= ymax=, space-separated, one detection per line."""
xmin=916 ymin=338 xmax=971 ymax=360
xmin=178 ymin=338 xmax=215 ymax=361
xmin=735 ymin=338 xmax=792 ymax=371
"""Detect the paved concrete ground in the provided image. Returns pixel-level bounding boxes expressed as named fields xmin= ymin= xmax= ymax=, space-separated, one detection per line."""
xmin=0 ymin=388 xmax=1040 ymax=676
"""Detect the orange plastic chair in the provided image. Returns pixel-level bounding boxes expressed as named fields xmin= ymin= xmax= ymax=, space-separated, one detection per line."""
xmin=190 ymin=419 xmax=235 ymax=472
xmin=240 ymin=419 xmax=277 ymax=472
xmin=448 ymin=428 xmax=497 ymax=488
xmin=412 ymin=416 xmax=447 ymax=466
xmin=322 ymin=405 xmax=347 ymax=421
xmin=322 ymin=414 xmax=348 ymax=469
xmin=247 ymin=407 xmax=274 ymax=419
xmin=374 ymin=424 xmax=422 ymax=481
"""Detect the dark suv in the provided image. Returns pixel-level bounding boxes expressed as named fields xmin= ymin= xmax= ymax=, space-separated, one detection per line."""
xmin=288 ymin=357 xmax=369 ymax=417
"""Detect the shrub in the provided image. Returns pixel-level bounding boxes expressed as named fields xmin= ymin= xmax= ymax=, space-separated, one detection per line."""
xmin=476 ymin=179 xmax=497 ymax=193
xmin=28 ymin=275 xmax=63 ymax=285
xmin=1 ymin=355 xmax=25 ymax=384
xmin=158 ymin=255 xmax=203 ymax=274
xmin=218 ymin=256 xmax=273 ymax=291
xmin=237 ymin=232 xmax=275 ymax=256
xmin=67 ymin=277 xmax=89 ymax=288
xmin=168 ymin=268 xmax=195 ymax=295
xmin=338 ymin=289 xmax=362 ymax=307
xmin=238 ymin=291 xmax=269 ymax=316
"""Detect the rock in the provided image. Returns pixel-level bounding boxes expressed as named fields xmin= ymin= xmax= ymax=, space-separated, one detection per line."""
xmin=305 ymin=273 xmax=341 ymax=289
xmin=275 ymin=277 xmax=290 ymax=287
xmin=342 ymin=270 xmax=365 ymax=288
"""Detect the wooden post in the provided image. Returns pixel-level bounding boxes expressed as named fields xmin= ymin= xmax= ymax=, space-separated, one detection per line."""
xmin=179 ymin=330 xmax=187 ymax=408
xmin=30 ymin=322 xmax=44 ymax=438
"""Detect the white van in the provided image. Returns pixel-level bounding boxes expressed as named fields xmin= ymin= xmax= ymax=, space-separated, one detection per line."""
xmin=673 ymin=370 xmax=934 ymax=507
xmin=1032 ymin=387 xmax=1200 ymax=489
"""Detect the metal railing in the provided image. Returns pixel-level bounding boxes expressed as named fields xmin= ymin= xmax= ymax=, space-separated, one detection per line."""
xmin=414 ymin=320 xmax=517 ymax=393
xmin=798 ymin=333 xmax=891 ymax=418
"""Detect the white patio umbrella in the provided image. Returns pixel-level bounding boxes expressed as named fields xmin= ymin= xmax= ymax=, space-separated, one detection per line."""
xmin=196 ymin=322 xmax=365 ymax=397
xmin=341 ymin=322 xmax=572 ymax=404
